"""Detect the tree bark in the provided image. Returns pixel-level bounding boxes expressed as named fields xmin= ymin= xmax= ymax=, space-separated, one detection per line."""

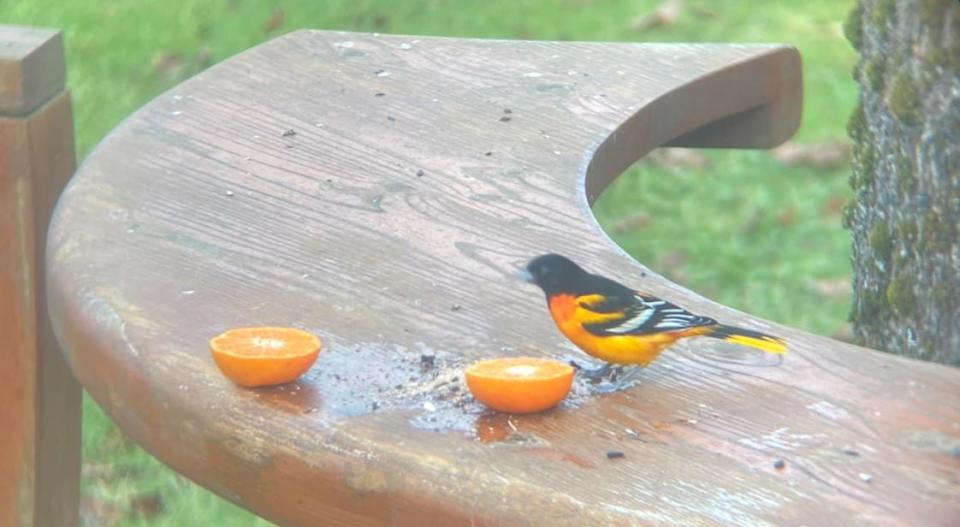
xmin=844 ymin=0 xmax=960 ymax=364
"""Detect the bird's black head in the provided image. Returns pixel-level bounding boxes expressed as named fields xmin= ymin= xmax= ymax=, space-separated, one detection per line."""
xmin=521 ymin=253 xmax=589 ymax=296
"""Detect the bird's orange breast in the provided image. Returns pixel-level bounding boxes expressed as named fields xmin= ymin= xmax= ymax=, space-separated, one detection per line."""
xmin=547 ymin=294 xmax=578 ymax=325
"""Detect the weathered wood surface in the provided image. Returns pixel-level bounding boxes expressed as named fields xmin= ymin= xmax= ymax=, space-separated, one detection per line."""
xmin=47 ymin=30 xmax=959 ymax=526
xmin=0 ymin=25 xmax=80 ymax=527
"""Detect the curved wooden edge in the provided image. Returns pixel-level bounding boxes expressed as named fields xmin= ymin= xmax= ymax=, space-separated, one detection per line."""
xmin=582 ymin=46 xmax=801 ymax=204
xmin=666 ymin=48 xmax=802 ymax=149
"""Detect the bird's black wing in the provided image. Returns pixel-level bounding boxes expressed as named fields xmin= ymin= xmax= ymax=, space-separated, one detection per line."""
xmin=582 ymin=292 xmax=717 ymax=336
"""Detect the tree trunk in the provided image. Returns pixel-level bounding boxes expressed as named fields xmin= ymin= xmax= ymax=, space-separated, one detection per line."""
xmin=844 ymin=0 xmax=960 ymax=364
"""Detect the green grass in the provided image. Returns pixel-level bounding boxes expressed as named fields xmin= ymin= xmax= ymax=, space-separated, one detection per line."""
xmin=4 ymin=0 xmax=857 ymax=524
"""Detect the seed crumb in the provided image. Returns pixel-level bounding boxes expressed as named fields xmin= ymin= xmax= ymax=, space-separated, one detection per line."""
xmin=420 ymin=354 xmax=436 ymax=369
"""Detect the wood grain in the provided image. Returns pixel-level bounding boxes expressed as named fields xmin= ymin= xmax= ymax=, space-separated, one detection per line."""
xmin=0 ymin=26 xmax=80 ymax=527
xmin=47 ymin=30 xmax=959 ymax=526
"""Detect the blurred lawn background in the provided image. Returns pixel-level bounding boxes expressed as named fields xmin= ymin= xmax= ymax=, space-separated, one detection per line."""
xmin=4 ymin=0 xmax=856 ymax=525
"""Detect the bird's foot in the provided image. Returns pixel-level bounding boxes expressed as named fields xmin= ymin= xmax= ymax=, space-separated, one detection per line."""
xmin=569 ymin=363 xmax=642 ymax=393
xmin=611 ymin=366 xmax=643 ymax=387
xmin=569 ymin=361 xmax=623 ymax=382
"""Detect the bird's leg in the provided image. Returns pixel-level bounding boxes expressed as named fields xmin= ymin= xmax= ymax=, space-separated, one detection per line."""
xmin=608 ymin=365 xmax=625 ymax=382
xmin=609 ymin=366 xmax=643 ymax=388
xmin=570 ymin=361 xmax=615 ymax=380
xmin=583 ymin=367 xmax=641 ymax=393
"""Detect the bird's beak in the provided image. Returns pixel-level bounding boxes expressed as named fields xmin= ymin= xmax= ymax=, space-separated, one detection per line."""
xmin=516 ymin=268 xmax=534 ymax=284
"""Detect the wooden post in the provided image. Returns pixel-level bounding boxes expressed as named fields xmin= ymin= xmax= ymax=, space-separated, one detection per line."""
xmin=0 ymin=25 xmax=80 ymax=527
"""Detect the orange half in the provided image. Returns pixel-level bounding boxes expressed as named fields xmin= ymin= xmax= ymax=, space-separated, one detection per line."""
xmin=464 ymin=357 xmax=574 ymax=414
xmin=210 ymin=327 xmax=321 ymax=387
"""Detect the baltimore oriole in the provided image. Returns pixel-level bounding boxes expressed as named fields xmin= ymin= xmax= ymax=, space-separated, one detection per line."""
xmin=521 ymin=254 xmax=786 ymax=374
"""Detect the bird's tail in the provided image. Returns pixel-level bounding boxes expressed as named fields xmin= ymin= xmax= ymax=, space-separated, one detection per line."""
xmin=705 ymin=325 xmax=786 ymax=354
